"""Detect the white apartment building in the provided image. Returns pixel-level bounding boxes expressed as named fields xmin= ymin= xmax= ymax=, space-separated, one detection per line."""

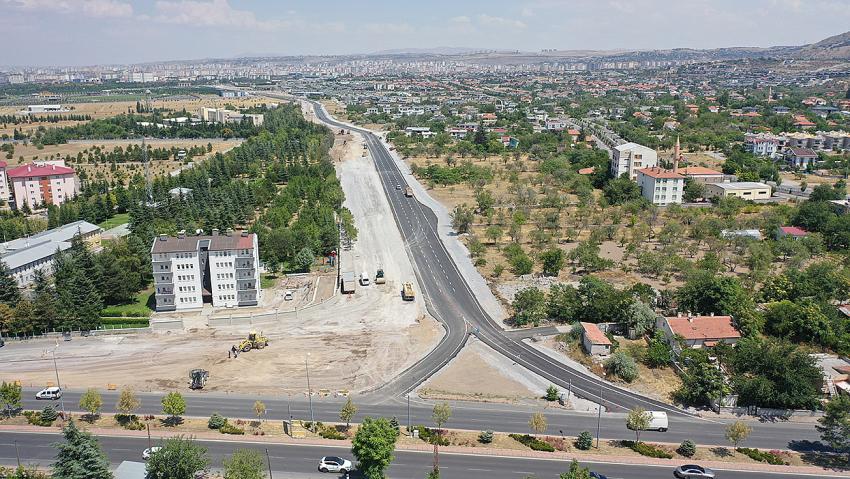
xmin=151 ymin=230 xmax=261 ymax=312
xmin=611 ymin=142 xmax=658 ymax=180
xmin=636 ymin=167 xmax=684 ymax=206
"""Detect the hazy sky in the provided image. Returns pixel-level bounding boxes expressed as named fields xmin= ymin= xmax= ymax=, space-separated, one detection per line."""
xmin=3 ymin=0 xmax=850 ymax=66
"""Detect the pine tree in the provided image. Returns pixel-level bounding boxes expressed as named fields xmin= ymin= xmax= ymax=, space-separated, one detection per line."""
xmin=52 ymin=420 xmax=111 ymax=479
xmin=31 ymin=270 xmax=59 ymax=332
xmin=0 ymin=262 xmax=21 ymax=308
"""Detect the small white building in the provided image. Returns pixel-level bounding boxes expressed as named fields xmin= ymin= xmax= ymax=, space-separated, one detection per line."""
xmin=611 ymin=142 xmax=658 ymax=180
xmin=704 ymin=182 xmax=771 ymax=200
xmin=636 ymin=167 xmax=684 ymax=206
xmin=580 ymin=322 xmax=612 ymax=356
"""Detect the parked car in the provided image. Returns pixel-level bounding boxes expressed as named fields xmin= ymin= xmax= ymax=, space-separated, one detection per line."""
xmin=590 ymin=473 xmax=609 ymax=479
xmin=674 ymin=464 xmax=715 ymax=478
xmin=35 ymin=387 xmax=62 ymax=400
xmin=318 ymin=456 xmax=352 ymax=474
xmin=142 ymin=447 xmax=162 ymax=460
xmin=283 ymin=290 xmax=294 ymax=301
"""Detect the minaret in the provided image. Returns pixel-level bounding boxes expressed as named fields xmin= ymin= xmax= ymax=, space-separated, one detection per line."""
xmin=673 ymin=136 xmax=681 ymax=172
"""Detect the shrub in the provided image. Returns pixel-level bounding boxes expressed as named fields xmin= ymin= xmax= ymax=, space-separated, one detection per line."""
xmin=509 ymin=433 xmax=556 ymax=452
xmin=605 ymin=351 xmax=639 ymax=383
xmin=623 ymin=440 xmax=673 ymax=459
xmin=415 ymin=425 xmax=449 ymax=446
xmin=575 ymin=431 xmax=593 ymax=450
xmin=478 ymin=430 xmax=494 ymax=444
xmin=23 ymin=410 xmax=52 ymax=427
xmin=319 ymin=427 xmax=346 ymax=440
xmin=677 ymin=440 xmax=696 ymax=458
xmin=545 ymin=385 xmax=560 ymax=402
xmin=208 ymin=413 xmax=227 ymax=430
xmin=219 ymin=422 xmax=245 ymax=435
xmin=736 ymin=447 xmax=788 ymax=465
xmin=124 ymin=420 xmax=145 ymax=430
xmin=40 ymin=405 xmax=58 ymax=423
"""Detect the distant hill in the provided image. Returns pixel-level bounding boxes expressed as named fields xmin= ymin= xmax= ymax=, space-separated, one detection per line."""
xmin=792 ymin=30 xmax=850 ymax=60
xmin=371 ymin=47 xmax=486 ymax=55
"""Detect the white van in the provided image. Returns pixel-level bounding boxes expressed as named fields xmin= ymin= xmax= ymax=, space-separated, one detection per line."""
xmin=35 ymin=387 xmax=62 ymax=400
xmin=359 ymin=272 xmax=370 ymax=286
xmin=646 ymin=411 xmax=669 ymax=432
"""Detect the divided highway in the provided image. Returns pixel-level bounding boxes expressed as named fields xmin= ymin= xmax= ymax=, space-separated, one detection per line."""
xmin=305 ymin=99 xmax=686 ymax=415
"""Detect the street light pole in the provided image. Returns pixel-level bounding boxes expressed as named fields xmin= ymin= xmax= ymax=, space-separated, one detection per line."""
xmin=305 ymin=353 xmax=314 ymax=427
xmin=51 ymin=349 xmax=66 ymax=416
xmin=596 ymin=384 xmax=602 ymax=449
xmin=265 ymin=448 xmax=274 ymax=479
xmin=407 ymin=394 xmax=411 ymax=436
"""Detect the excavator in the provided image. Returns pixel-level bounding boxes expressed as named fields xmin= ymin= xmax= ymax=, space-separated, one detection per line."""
xmin=189 ymin=369 xmax=209 ymax=389
xmin=238 ymin=331 xmax=269 ymax=352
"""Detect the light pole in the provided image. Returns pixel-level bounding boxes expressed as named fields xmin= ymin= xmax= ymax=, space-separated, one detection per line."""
xmin=51 ymin=348 xmax=66 ymax=416
xmin=407 ymin=394 xmax=411 ymax=436
xmin=595 ymin=384 xmax=602 ymax=449
xmin=305 ymin=353 xmax=314 ymax=427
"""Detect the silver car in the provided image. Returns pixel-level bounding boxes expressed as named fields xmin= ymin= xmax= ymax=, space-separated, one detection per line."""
xmin=318 ymin=456 xmax=352 ymax=474
xmin=674 ymin=464 xmax=715 ymax=479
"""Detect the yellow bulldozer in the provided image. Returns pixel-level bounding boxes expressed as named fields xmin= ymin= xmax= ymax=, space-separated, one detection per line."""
xmin=238 ymin=331 xmax=269 ymax=352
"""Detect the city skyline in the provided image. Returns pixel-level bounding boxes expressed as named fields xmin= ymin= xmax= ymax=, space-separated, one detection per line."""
xmin=3 ymin=0 xmax=850 ymax=66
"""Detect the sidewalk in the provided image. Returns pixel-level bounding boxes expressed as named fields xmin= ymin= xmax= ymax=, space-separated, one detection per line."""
xmin=2 ymin=423 xmax=847 ymax=477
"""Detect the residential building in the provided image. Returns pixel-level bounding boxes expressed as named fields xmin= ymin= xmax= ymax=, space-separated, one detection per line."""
xmin=721 ymin=229 xmax=763 ymax=240
xmin=776 ymin=226 xmax=809 ymax=240
xmin=677 ymin=166 xmax=725 ymax=184
xmin=0 ymin=220 xmax=102 ymax=287
xmin=610 ymin=142 xmax=658 ymax=180
xmin=784 ymin=148 xmax=819 ymax=169
xmin=545 ymin=119 xmax=567 ymax=131
xmin=150 ymin=230 xmax=261 ymax=311
xmin=404 ymin=126 xmax=434 ymax=138
xmin=580 ymin=322 xmax=612 ymax=356
xmin=744 ymin=133 xmax=781 ymax=158
xmin=7 ymin=161 xmax=80 ymax=210
xmin=0 ymin=161 xmax=10 ymax=204
xmin=703 ymin=181 xmax=771 ymax=200
xmin=657 ymin=313 xmax=741 ymax=353
xmin=636 ymin=167 xmax=683 ymax=206
xmin=198 ymin=107 xmax=263 ymax=126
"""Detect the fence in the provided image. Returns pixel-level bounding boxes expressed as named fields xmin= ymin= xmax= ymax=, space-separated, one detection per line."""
xmin=1 ymin=325 xmax=151 ymax=341
xmin=714 ymin=405 xmax=824 ymax=418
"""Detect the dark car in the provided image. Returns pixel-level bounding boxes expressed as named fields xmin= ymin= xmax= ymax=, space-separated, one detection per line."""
xmin=674 ymin=464 xmax=716 ymax=478
xmin=590 ymin=472 xmax=608 ymax=479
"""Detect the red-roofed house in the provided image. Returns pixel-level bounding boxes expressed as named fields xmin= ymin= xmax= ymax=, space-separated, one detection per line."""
xmin=7 ymin=161 xmax=79 ymax=211
xmin=580 ymin=322 xmax=612 ymax=356
xmin=567 ymin=129 xmax=581 ymax=143
xmin=776 ymin=226 xmax=809 ymax=240
xmin=657 ymin=313 xmax=741 ymax=352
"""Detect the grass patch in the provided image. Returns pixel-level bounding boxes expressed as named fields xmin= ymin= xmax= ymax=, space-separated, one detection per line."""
xmin=100 ymin=286 xmax=154 ymax=317
xmin=98 ymin=212 xmax=130 ymax=230
xmin=260 ymin=273 xmax=279 ymax=289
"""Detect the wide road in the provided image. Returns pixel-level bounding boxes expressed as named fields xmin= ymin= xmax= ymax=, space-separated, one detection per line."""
xmin=300 ymin=98 xmax=686 ymax=416
xmin=1 ymin=431 xmax=843 ymax=479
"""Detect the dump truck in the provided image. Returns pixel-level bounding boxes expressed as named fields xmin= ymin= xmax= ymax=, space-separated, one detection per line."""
xmin=375 ymin=268 xmax=386 ymax=285
xmin=401 ymin=282 xmax=415 ymax=301
xmin=404 ymin=187 xmax=413 ymax=198
xmin=340 ymin=271 xmax=356 ymax=294
xmin=238 ymin=331 xmax=269 ymax=352
xmin=189 ymin=369 xmax=209 ymax=390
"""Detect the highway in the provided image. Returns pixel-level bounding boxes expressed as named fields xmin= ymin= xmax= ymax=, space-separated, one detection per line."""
xmin=302 ymin=98 xmax=691 ymax=416
xmin=1 ymin=431 xmax=844 ymax=479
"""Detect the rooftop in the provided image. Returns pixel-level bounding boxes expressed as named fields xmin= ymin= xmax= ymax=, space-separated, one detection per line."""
xmin=711 ymin=181 xmax=770 ymax=190
xmin=677 ymin=166 xmax=722 ymax=176
xmin=778 ymin=226 xmax=808 ymax=236
xmin=581 ymin=322 xmax=612 ymax=345
xmin=7 ymin=163 xmax=75 ymax=178
xmin=0 ymin=221 xmax=101 ymax=271
xmin=637 ymin=167 xmax=683 ymax=179
xmin=151 ymin=232 xmax=255 ymax=254
xmin=665 ymin=314 xmax=741 ymax=341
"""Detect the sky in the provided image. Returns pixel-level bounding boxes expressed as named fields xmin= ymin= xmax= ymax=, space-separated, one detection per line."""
xmin=3 ymin=0 xmax=850 ymax=66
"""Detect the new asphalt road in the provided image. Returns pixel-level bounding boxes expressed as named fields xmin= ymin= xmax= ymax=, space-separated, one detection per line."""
xmin=0 ymin=431 xmax=844 ymax=479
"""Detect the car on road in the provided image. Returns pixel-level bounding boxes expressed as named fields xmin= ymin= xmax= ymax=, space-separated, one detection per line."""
xmin=674 ymin=464 xmax=715 ymax=478
xmin=35 ymin=387 xmax=62 ymax=400
xmin=395 ymin=184 xmax=401 ymax=190
xmin=142 ymin=447 xmax=162 ymax=460
xmin=283 ymin=290 xmax=294 ymax=301
xmin=318 ymin=456 xmax=352 ymax=474
xmin=590 ymin=472 xmax=608 ymax=479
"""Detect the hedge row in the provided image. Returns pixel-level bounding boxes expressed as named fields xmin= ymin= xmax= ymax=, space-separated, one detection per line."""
xmin=509 ymin=434 xmax=556 ymax=452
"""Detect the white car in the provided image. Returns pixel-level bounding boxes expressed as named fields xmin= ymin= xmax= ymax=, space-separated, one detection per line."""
xmin=142 ymin=447 xmax=162 ymax=460
xmin=283 ymin=290 xmax=294 ymax=301
xmin=35 ymin=387 xmax=62 ymax=400
xmin=359 ymin=272 xmax=370 ymax=286
xmin=318 ymin=456 xmax=352 ymax=474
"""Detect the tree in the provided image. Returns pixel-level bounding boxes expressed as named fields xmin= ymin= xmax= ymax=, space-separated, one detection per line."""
xmin=725 ymin=420 xmax=751 ymax=448
xmin=475 ymin=188 xmax=495 ymax=212
xmin=539 ymin=248 xmax=565 ymax=277
xmin=623 ymin=300 xmax=656 ymax=338
xmin=644 ymin=330 xmax=672 ymax=368
xmin=161 ymin=391 xmax=186 ymax=424
xmin=31 ymin=270 xmax=58 ymax=332
xmin=432 ymin=402 xmax=452 ymax=431
xmin=352 ymin=417 xmax=398 ymax=479
xmin=816 ymin=394 xmax=850 ymax=461
xmin=545 ymin=385 xmax=560 ymax=402
xmin=682 ymin=177 xmax=705 ymax=202
xmin=676 ymin=361 xmax=728 ymax=407
xmin=0 ymin=381 xmax=22 ymax=418
xmin=605 ymin=351 xmax=638 ymax=383
xmin=485 ymin=225 xmax=503 ymax=246
xmin=52 ymin=421 xmax=111 ymax=479
xmin=116 ymin=387 xmax=140 ymax=417
xmin=78 ymin=388 xmax=103 ymax=420
xmin=603 ymin=176 xmax=641 ymax=205
xmin=547 ymin=283 xmax=581 ymax=323
xmin=293 ymin=247 xmax=314 ymax=273
xmin=340 ymin=397 xmax=357 ymax=428
xmin=253 ymin=400 xmax=266 ymax=423
xmin=223 ymin=449 xmax=266 ymax=479
xmin=450 ymin=204 xmax=474 ymax=234
xmin=529 ymin=411 xmax=547 ymax=435
xmin=559 ymin=459 xmax=592 ymax=479
xmin=626 ymin=407 xmax=650 ymax=443
xmin=512 ymin=287 xmax=547 ymax=326
xmin=575 ymin=431 xmax=593 ymax=451
xmin=0 ymin=262 xmax=21 ymax=308
xmin=146 ymin=435 xmax=209 ymax=479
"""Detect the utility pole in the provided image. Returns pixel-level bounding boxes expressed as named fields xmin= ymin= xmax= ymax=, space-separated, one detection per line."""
xmin=265 ymin=448 xmax=274 ymax=479
xmin=51 ymin=349 xmax=65 ymax=416
xmin=14 ymin=440 xmax=20 ymax=468
xmin=596 ymin=384 xmax=602 ymax=449
xmin=147 ymin=423 xmax=152 ymax=449
xmin=305 ymin=353 xmax=314 ymax=427
xmin=407 ymin=394 xmax=412 ymax=436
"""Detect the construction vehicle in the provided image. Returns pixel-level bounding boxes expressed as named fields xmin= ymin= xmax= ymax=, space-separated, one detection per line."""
xmin=238 ymin=331 xmax=269 ymax=352
xmin=375 ymin=268 xmax=386 ymax=285
xmin=340 ymin=271 xmax=356 ymax=294
xmin=401 ymin=282 xmax=415 ymax=301
xmin=189 ymin=369 xmax=209 ymax=390
xmin=404 ymin=187 xmax=413 ymax=198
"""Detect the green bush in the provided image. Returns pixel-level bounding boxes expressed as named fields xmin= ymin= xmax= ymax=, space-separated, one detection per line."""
xmin=415 ymin=425 xmax=449 ymax=446
xmin=23 ymin=411 xmax=53 ymax=427
xmin=736 ymin=448 xmax=788 ymax=465
xmin=604 ymin=351 xmax=639 ymax=383
xmin=208 ymin=413 xmax=227 ymax=429
xmin=319 ymin=427 xmax=346 ymax=440
xmin=40 ymin=405 xmax=58 ymax=423
xmin=677 ymin=440 xmax=696 ymax=458
xmin=509 ymin=433 xmax=556 ymax=452
xmin=575 ymin=431 xmax=593 ymax=450
xmin=478 ymin=430 xmax=494 ymax=444
xmin=219 ymin=422 xmax=244 ymax=435
xmin=545 ymin=385 xmax=560 ymax=402
xmin=623 ymin=441 xmax=673 ymax=459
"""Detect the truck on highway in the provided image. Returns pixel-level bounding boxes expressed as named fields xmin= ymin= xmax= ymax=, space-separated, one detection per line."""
xmin=340 ymin=271 xmax=356 ymax=294
xmin=401 ymin=282 xmax=415 ymax=301
xmin=404 ymin=187 xmax=413 ymax=198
